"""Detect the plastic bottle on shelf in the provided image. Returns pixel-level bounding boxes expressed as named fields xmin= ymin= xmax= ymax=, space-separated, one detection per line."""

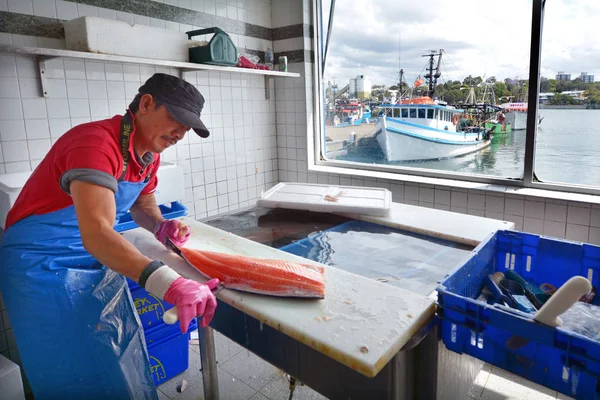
xmin=265 ymin=47 xmax=274 ymax=69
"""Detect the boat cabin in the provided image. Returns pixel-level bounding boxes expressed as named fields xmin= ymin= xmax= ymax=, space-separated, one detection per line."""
xmin=379 ymin=103 xmax=464 ymax=132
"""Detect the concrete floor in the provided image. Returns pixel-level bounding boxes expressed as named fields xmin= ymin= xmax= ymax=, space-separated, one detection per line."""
xmin=156 ymin=330 xmax=327 ymax=400
xmin=157 ymin=330 xmax=575 ymax=400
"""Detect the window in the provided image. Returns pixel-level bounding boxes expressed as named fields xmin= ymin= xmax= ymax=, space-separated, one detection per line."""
xmin=533 ymin=2 xmax=600 ymax=188
xmin=392 ymin=108 xmax=400 ymax=118
xmin=317 ymin=0 xmax=600 ymax=195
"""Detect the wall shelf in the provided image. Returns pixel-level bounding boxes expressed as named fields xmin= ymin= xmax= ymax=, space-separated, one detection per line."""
xmin=0 ymin=45 xmax=299 ymax=99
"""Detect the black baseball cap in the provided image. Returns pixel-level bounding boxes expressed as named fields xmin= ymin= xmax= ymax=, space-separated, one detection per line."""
xmin=138 ymin=73 xmax=209 ymax=138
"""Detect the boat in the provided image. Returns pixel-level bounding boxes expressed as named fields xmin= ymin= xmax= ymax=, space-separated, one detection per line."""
xmin=500 ymin=102 xmax=544 ymax=130
xmin=375 ymin=98 xmax=492 ymax=162
xmin=374 ymin=50 xmax=492 ymax=162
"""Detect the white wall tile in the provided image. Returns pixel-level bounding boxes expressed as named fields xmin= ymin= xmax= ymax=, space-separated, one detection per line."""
xmin=589 ymin=227 xmax=600 ymax=245
xmin=566 ymin=224 xmax=589 ymax=243
xmin=2 ymin=141 xmax=29 ymax=162
xmin=467 ymin=193 xmax=485 ymax=210
xmin=105 ymin=63 xmax=123 ymax=81
xmin=0 ymin=99 xmax=23 ymax=120
xmin=85 ymin=61 xmax=105 ymax=81
xmin=22 ymin=98 xmax=47 ymax=119
xmin=45 ymin=78 xmax=67 ymax=98
xmin=523 ymin=217 xmax=544 ymax=235
xmin=5 ymin=161 xmax=31 ymax=173
xmin=0 ymin=78 xmax=20 ymax=98
xmin=18 ymin=78 xmax=41 ymax=98
xmin=0 ymin=55 xmax=17 ymax=77
xmin=24 ymin=119 xmax=49 ymax=139
xmin=545 ymin=202 xmax=567 ymax=223
xmin=87 ymin=80 xmax=108 ymax=99
xmin=64 ymin=60 xmax=86 ymax=80
xmin=56 ymin=0 xmax=78 ymax=20
xmin=7 ymin=0 xmax=33 ymax=14
xmin=543 ymin=220 xmax=566 ymax=239
xmin=97 ymin=7 xmax=116 ymax=20
xmin=567 ymin=205 xmax=591 ymax=226
xmin=66 ymin=79 xmax=89 ymax=98
xmin=505 ymin=197 xmax=524 ymax=216
xmin=77 ymin=3 xmax=98 ymax=17
xmin=107 ymin=81 xmax=125 ymax=98
xmin=123 ymin=65 xmax=140 ymax=82
xmin=49 ymin=118 xmax=71 ymax=138
xmin=68 ymin=99 xmax=90 ymax=118
xmin=0 ymin=120 xmax=26 ymax=141
xmin=32 ymin=0 xmax=56 ymax=18
xmin=524 ymin=199 xmax=545 ymax=219
xmin=89 ymin=99 xmax=109 ymax=118
xmin=27 ymin=138 xmax=51 ymax=159
xmin=450 ymin=191 xmax=467 ymax=207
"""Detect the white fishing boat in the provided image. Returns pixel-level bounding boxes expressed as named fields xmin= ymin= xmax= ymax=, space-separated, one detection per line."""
xmin=500 ymin=102 xmax=544 ymax=130
xmin=375 ymin=97 xmax=492 ymax=162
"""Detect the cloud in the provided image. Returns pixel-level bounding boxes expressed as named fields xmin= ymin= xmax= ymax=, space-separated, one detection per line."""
xmin=322 ymin=0 xmax=600 ymax=86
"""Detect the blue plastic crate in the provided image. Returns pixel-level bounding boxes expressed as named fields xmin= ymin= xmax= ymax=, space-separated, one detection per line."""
xmin=437 ymin=230 xmax=600 ymax=399
xmin=145 ymin=319 xmax=197 ymax=386
xmin=127 ymin=281 xmax=175 ymax=330
xmin=115 ymin=201 xmax=187 ymax=233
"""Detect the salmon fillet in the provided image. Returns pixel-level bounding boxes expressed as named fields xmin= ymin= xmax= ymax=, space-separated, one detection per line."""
xmin=180 ymin=247 xmax=326 ymax=298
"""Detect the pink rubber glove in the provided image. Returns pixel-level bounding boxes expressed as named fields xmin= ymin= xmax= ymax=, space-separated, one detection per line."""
xmin=163 ymin=277 xmax=220 ymax=332
xmin=154 ymin=219 xmax=191 ymax=247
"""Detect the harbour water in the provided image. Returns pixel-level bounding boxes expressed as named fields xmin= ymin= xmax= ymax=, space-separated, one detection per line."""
xmin=329 ymin=109 xmax=600 ymax=187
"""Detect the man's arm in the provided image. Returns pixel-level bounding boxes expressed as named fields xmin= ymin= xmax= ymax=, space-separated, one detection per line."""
xmin=71 ymin=180 xmax=152 ymax=281
xmin=130 ymin=193 xmax=165 ymax=233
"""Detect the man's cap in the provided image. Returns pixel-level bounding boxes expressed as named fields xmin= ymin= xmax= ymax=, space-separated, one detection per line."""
xmin=138 ymin=73 xmax=209 ymax=138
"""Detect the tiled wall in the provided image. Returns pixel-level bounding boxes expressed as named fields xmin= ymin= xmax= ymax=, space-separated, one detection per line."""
xmin=0 ymin=0 xmax=279 ymax=390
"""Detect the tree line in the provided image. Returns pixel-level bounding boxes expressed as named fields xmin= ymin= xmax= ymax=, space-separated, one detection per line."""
xmin=372 ymin=75 xmax=600 ymax=106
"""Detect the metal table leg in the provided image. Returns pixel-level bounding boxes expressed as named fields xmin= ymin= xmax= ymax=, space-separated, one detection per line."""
xmin=198 ymin=326 xmax=219 ymax=400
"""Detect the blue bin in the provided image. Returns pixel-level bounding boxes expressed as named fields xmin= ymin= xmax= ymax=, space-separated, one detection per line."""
xmin=437 ymin=230 xmax=600 ymax=399
xmin=128 ymin=281 xmax=175 ymax=330
xmin=145 ymin=318 xmax=197 ymax=386
xmin=115 ymin=202 xmax=187 ymax=233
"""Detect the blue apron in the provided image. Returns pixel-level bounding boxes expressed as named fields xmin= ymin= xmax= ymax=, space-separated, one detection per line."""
xmin=0 ymin=112 xmax=159 ymax=400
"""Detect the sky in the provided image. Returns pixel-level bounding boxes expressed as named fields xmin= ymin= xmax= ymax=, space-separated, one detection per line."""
xmin=321 ymin=0 xmax=600 ymax=88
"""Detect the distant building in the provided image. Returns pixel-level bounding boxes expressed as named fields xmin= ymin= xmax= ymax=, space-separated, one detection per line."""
xmin=580 ymin=72 xmax=595 ymax=83
xmin=538 ymin=90 xmax=585 ymax=104
xmin=348 ymin=75 xmax=371 ymax=100
xmin=556 ymin=71 xmax=571 ymax=81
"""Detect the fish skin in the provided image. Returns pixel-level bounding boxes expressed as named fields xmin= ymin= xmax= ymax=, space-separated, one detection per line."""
xmin=179 ymin=247 xmax=325 ymax=299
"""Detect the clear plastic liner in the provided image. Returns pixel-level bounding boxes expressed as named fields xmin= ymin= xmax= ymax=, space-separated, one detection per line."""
xmin=559 ymin=302 xmax=600 ymax=341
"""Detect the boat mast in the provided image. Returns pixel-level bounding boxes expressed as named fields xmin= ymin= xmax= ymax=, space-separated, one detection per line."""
xmin=422 ymin=49 xmax=443 ymax=98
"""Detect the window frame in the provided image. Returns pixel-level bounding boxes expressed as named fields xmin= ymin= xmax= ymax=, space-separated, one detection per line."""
xmin=311 ymin=0 xmax=600 ymax=196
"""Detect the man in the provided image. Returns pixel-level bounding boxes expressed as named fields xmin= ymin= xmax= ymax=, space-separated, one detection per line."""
xmin=0 ymin=73 xmax=218 ymax=399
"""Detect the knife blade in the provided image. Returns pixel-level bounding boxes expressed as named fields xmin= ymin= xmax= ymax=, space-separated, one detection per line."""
xmin=162 ymin=238 xmax=225 ymax=325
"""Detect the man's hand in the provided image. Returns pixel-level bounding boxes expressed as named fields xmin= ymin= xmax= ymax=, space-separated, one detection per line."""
xmin=154 ymin=219 xmax=191 ymax=247
xmin=164 ymin=277 xmax=219 ymax=331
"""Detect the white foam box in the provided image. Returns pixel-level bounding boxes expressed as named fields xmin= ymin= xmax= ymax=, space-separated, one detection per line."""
xmin=258 ymin=182 xmax=392 ymax=216
xmin=0 ymin=354 xmax=25 ymax=400
xmin=63 ymin=16 xmax=190 ymax=62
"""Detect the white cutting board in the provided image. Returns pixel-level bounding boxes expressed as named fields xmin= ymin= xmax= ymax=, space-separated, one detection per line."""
xmin=122 ymin=218 xmax=434 ymax=378
xmin=258 ymin=182 xmax=391 ymax=217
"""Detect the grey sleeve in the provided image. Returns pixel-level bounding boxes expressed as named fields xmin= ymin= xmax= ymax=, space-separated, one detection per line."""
xmin=60 ymin=168 xmax=118 ymax=195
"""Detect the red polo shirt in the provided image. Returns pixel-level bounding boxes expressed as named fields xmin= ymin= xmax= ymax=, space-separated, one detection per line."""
xmin=5 ymin=113 xmax=160 ymax=229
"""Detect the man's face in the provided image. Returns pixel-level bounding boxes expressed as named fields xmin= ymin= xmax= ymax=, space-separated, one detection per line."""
xmin=135 ymin=94 xmax=190 ymax=154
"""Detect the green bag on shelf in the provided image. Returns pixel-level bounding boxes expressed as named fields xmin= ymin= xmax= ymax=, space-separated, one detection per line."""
xmin=186 ymin=27 xmax=238 ymax=66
